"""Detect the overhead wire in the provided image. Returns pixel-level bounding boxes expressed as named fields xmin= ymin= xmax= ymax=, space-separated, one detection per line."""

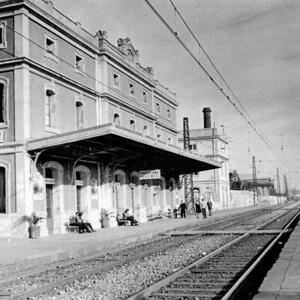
xmin=144 ymin=0 xmax=290 ymax=172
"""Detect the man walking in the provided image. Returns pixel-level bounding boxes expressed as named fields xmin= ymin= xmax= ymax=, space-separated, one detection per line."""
xmin=179 ymin=201 xmax=187 ymax=218
xmin=200 ymin=197 xmax=207 ymax=219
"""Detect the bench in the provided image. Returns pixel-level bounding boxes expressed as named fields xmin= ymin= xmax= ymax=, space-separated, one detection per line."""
xmin=117 ymin=215 xmax=131 ymax=226
xmin=65 ymin=216 xmax=80 ymax=233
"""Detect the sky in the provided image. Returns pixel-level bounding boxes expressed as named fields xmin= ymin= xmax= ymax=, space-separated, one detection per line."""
xmin=50 ymin=0 xmax=300 ymax=190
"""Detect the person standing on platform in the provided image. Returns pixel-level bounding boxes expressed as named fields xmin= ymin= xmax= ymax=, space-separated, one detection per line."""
xmin=179 ymin=201 xmax=187 ymax=218
xmin=207 ymin=198 xmax=213 ymax=216
xmin=195 ymin=200 xmax=201 ymax=219
xmin=200 ymin=197 xmax=207 ymax=219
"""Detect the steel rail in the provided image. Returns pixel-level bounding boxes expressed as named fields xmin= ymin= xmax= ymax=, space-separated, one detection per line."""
xmin=1 ymin=207 xmax=276 ymax=283
xmin=127 ymin=206 xmax=299 ymax=300
xmin=4 ymin=205 xmax=297 ymax=299
xmin=221 ymin=210 xmax=300 ymax=300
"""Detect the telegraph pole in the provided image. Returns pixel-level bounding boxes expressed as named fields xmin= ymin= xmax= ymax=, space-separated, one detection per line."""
xmin=183 ymin=117 xmax=194 ymax=213
xmin=276 ymin=167 xmax=281 ymax=195
xmin=284 ymin=174 xmax=288 ymax=199
xmin=252 ymin=156 xmax=257 ymax=205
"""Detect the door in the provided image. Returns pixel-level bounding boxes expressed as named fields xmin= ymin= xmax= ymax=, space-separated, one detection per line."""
xmin=0 ymin=167 xmax=5 ymax=213
xmin=46 ymin=184 xmax=54 ymax=234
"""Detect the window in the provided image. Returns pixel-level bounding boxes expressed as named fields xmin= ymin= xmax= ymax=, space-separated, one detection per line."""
xmin=189 ymin=144 xmax=197 ymax=150
xmin=168 ymin=137 xmax=172 ymax=144
xmin=113 ymin=73 xmax=120 ymax=88
xmin=0 ymin=166 xmax=6 ymax=213
xmin=130 ymin=120 xmax=135 ymax=131
xmin=75 ymin=54 xmax=85 ymax=73
xmin=45 ymin=89 xmax=57 ymax=129
xmin=142 ymin=91 xmax=147 ymax=103
xmin=156 ymin=103 xmax=160 ymax=113
xmin=129 ymin=82 xmax=135 ymax=97
xmin=0 ymin=82 xmax=7 ymax=125
xmin=143 ymin=125 xmax=149 ymax=136
xmin=76 ymin=101 xmax=84 ymax=130
xmin=167 ymin=109 xmax=171 ymax=119
xmin=114 ymin=113 xmax=120 ymax=126
xmin=44 ymin=34 xmax=57 ymax=61
xmin=0 ymin=22 xmax=7 ymax=49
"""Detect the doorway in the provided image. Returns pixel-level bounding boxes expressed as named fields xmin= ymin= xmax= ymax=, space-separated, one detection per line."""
xmin=46 ymin=184 xmax=54 ymax=234
xmin=76 ymin=171 xmax=84 ymax=211
xmin=0 ymin=167 xmax=6 ymax=213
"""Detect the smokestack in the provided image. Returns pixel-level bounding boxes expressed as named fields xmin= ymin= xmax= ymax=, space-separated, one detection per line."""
xmin=202 ymin=107 xmax=212 ymax=128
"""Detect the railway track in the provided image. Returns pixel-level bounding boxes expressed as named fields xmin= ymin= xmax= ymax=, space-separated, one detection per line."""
xmin=128 ymin=207 xmax=299 ymax=300
xmin=0 ymin=205 xmax=298 ymax=299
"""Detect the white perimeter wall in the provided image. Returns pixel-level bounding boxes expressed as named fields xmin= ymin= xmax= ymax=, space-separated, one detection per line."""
xmin=227 ymin=190 xmax=286 ymax=210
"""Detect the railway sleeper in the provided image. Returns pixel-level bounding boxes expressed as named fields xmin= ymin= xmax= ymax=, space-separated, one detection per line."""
xmin=150 ymin=290 xmax=226 ymax=298
xmin=167 ymin=282 xmax=234 ymax=289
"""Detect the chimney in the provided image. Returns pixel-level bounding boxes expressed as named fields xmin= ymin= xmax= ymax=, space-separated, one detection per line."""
xmin=202 ymin=107 xmax=212 ymax=128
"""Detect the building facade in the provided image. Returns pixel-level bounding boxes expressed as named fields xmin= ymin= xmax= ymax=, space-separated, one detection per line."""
xmin=0 ymin=0 xmax=219 ymax=237
xmin=179 ymin=108 xmax=230 ymax=210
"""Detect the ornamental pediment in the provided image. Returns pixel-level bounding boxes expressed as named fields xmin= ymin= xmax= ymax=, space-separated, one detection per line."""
xmin=117 ymin=37 xmax=140 ymax=64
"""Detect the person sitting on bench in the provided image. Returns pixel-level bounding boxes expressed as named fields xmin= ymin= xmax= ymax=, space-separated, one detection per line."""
xmin=75 ymin=211 xmax=96 ymax=233
xmin=123 ymin=208 xmax=138 ymax=226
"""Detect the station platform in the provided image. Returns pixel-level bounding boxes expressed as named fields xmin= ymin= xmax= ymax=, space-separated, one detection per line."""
xmin=253 ymin=216 xmax=300 ymax=300
xmin=0 ymin=207 xmax=256 ymax=275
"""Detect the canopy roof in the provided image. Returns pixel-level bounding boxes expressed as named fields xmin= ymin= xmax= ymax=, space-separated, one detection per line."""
xmin=27 ymin=124 xmax=221 ymax=176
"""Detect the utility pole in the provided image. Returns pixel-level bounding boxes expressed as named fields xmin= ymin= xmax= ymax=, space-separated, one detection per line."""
xmin=252 ymin=156 xmax=257 ymax=205
xmin=276 ymin=167 xmax=281 ymax=195
xmin=183 ymin=117 xmax=194 ymax=213
xmin=283 ymin=174 xmax=288 ymax=199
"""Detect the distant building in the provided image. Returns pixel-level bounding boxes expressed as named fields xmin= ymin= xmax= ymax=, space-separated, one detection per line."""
xmin=229 ymin=171 xmax=276 ymax=196
xmin=179 ymin=108 xmax=230 ymax=210
xmin=0 ymin=0 xmax=219 ymax=237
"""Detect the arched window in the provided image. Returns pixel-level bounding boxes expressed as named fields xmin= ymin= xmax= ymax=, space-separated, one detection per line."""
xmin=45 ymin=89 xmax=56 ymax=129
xmin=76 ymin=101 xmax=84 ymax=130
xmin=130 ymin=120 xmax=135 ymax=131
xmin=0 ymin=81 xmax=7 ymax=125
xmin=114 ymin=113 xmax=120 ymax=126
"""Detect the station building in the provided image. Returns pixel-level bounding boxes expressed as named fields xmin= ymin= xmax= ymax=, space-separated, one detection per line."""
xmin=0 ymin=0 xmax=220 ymax=237
xmin=179 ymin=108 xmax=230 ymax=210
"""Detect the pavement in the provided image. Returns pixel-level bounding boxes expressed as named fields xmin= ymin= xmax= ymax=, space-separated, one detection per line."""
xmin=0 ymin=206 xmax=256 ymax=274
xmin=253 ymin=213 xmax=300 ymax=300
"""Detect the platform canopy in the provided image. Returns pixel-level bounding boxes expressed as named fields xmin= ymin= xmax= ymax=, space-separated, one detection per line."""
xmin=26 ymin=124 xmax=221 ymax=175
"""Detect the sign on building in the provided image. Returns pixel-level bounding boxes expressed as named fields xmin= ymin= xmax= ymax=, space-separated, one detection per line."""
xmin=139 ymin=169 xmax=161 ymax=180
